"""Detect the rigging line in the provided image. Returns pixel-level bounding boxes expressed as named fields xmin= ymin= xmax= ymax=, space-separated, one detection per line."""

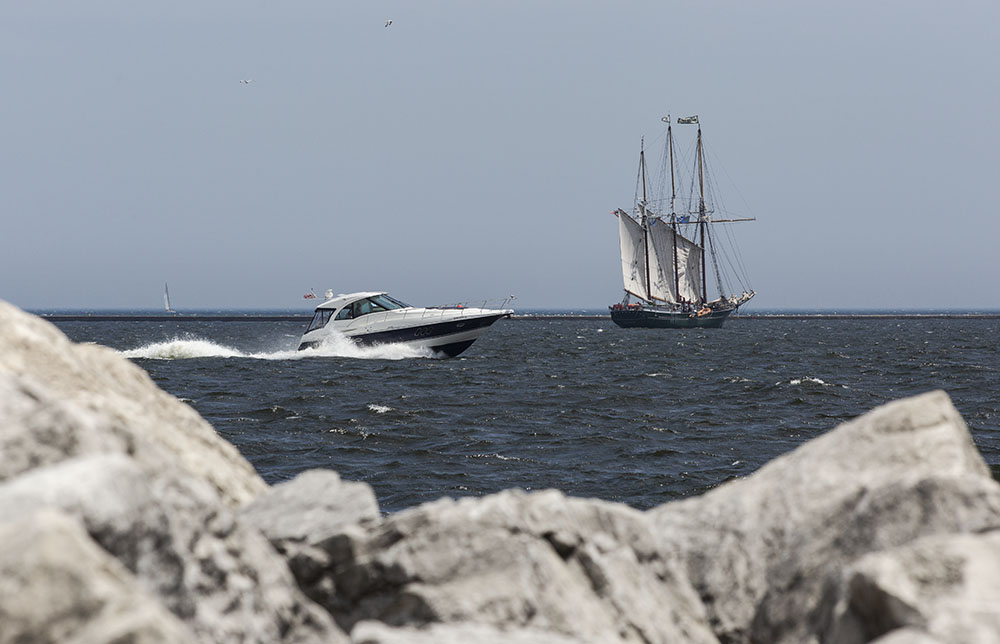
xmin=655 ymin=144 xmax=670 ymax=212
xmin=633 ymin=145 xmax=643 ymax=217
xmin=688 ymin=151 xmax=701 ymax=213
xmin=652 ymin=123 xmax=676 ymax=213
xmin=717 ymin=234 xmax=739 ymax=297
xmin=703 ymin=140 xmax=759 ymax=222
xmin=705 ymin=229 xmax=727 ymax=298
xmin=707 ymin=158 xmax=752 ymax=288
xmin=723 ymin=221 xmax=753 ymax=290
xmin=719 ymin=224 xmax=751 ymax=293
xmin=704 ymin=157 xmax=740 ymax=219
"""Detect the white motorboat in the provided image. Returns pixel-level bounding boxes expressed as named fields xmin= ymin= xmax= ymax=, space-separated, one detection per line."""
xmin=298 ymin=291 xmax=513 ymax=357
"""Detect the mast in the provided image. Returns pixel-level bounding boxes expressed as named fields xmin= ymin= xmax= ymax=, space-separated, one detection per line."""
xmin=667 ymin=117 xmax=680 ymax=300
xmin=696 ymin=124 xmax=708 ymax=302
xmin=639 ymin=138 xmax=652 ymax=303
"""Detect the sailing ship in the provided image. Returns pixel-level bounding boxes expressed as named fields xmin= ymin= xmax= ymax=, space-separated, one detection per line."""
xmin=610 ymin=115 xmax=754 ymax=328
xmin=163 ymin=283 xmax=176 ymax=314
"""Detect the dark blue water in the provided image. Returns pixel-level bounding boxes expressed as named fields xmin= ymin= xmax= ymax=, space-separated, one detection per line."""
xmin=52 ymin=315 xmax=1000 ymax=513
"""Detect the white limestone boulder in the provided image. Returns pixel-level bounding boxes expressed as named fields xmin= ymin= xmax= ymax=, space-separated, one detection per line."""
xmin=0 ymin=454 xmax=348 ymax=644
xmin=0 ymin=300 xmax=348 ymax=643
xmin=240 ymin=469 xmax=382 ymax=612
xmin=349 ymin=619 xmax=587 ymax=643
xmin=325 ymin=489 xmax=719 ymax=644
xmin=0 ymin=300 xmax=265 ymax=507
xmin=0 ymin=510 xmax=196 ymax=644
xmin=649 ymin=390 xmax=1000 ymax=644
xmin=827 ymin=531 xmax=1000 ymax=644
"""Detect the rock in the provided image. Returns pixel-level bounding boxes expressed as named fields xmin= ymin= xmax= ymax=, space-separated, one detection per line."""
xmin=870 ymin=629 xmax=946 ymax=644
xmin=0 ymin=301 xmax=348 ymax=642
xmin=324 ymin=489 xmax=718 ymax=643
xmin=828 ymin=531 xmax=1000 ymax=644
xmin=350 ymin=619 xmax=586 ymax=643
xmin=0 ymin=300 xmax=266 ymax=507
xmin=0 ymin=453 xmax=348 ymax=644
xmin=242 ymin=469 xmax=381 ymax=543
xmin=0 ymin=368 xmax=130 ymax=478
xmin=241 ymin=469 xmax=381 ymax=611
xmin=0 ymin=510 xmax=196 ymax=644
xmin=649 ymin=390 xmax=1000 ymax=644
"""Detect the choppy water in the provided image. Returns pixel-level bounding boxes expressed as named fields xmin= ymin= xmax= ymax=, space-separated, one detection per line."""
xmin=53 ymin=315 xmax=1000 ymax=513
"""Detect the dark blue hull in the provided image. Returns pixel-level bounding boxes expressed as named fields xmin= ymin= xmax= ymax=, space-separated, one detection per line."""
xmin=610 ymin=306 xmax=735 ymax=329
xmin=298 ymin=313 xmax=509 ymax=357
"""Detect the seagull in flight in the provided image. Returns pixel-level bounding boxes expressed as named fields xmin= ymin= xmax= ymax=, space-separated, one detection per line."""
xmin=240 ymin=79 xmax=252 ymax=84
xmin=384 ymin=19 xmax=392 ymax=27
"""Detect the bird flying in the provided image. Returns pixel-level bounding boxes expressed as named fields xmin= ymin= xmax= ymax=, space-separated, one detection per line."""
xmin=384 ymin=19 xmax=392 ymax=27
xmin=240 ymin=79 xmax=252 ymax=84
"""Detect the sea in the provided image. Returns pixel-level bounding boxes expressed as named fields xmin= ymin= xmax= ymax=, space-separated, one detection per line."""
xmin=47 ymin=310 xmax=1000 ymax=514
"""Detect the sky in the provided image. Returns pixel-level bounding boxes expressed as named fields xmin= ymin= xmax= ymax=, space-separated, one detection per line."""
xmin=2 ymin=1 xmax=998 ymax=312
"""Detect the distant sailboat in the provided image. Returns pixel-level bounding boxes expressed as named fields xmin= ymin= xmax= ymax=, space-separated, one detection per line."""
xmin=164 ymin=283 xmax=176 ymax=313
xmin=609 ymin=114 xmax=755 ymax=328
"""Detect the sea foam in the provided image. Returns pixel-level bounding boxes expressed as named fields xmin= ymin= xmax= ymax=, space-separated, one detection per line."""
xmin=120 ymin=330 xmax=432 ymax=361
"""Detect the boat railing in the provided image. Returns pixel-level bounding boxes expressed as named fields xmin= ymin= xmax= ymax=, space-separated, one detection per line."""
xmin=369 ymin=296 xmax=516 ymax=326
xmin=427 ymin=295 xmax=516 ymax=312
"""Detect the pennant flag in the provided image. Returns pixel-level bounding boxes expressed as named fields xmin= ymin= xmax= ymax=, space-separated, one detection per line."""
xmin=677 ymin=116 xmax=699 ymax=124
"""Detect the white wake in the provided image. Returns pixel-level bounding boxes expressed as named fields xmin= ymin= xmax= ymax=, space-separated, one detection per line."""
xmin=120 ymin=330 xmax=432 ymax=361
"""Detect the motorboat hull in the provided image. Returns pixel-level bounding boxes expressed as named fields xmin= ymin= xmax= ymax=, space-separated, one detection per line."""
xmin=610 ymin=306 xmax=736 ymax=329
xmin=298 ymin=311 xmax=510 ymax=357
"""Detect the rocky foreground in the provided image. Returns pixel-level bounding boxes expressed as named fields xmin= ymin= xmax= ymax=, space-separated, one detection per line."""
xmin=2 ymin=300 xmax=999 ymax=644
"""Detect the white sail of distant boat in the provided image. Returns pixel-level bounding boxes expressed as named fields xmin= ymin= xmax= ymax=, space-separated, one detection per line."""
xmin=164 ymin=283 xmax=176 ymax=313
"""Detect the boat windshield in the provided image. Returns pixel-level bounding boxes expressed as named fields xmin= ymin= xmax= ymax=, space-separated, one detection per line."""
xmin=306 ymin=294 xmax=412 ymax=331
xmin=305 ymin=309 xmax=335 ymax=333
xmin=338 ymin=295 xmax=413 ymax=320
xmin=372 ymin=294 xmax=410 ymax=309
xmin=354 ymin=295 xmax=407 ymax=317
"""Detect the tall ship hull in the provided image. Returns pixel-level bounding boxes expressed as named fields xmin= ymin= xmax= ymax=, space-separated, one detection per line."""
xmin=610 ymin=304 xmax=735 ymax=329
xmin=609 ymin=114 xmax=755 ymax=329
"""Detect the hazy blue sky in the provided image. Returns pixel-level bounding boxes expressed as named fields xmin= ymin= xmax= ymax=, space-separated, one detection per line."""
xmin=2 ymin=1 xmax=997 ymax=311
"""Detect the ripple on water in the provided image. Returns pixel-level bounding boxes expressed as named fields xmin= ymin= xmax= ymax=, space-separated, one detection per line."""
xmin=52 ymin=316 xmax=1000 ymax=512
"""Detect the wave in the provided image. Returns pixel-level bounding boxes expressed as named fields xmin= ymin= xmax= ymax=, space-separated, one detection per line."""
xmin=120 ymin=339 xmax=245 ymax=360
xmin=120 ymin=331 xmax=432 ymax=361
xmin=778 ymin=376 xmax=847 ymax=389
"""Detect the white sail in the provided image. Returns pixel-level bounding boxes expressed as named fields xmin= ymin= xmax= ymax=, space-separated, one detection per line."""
xmin=676 ymin=231 xmax=702 ymax=303
xmin=164 ymin=283 xmax=174 ymax=312
xmin=646 ymin=218 xmax=677 ymax=302
xmin=617 ymin=211 xmax=647 ymax=299
xmin=646 ymin=218 xmax=703 ymax=304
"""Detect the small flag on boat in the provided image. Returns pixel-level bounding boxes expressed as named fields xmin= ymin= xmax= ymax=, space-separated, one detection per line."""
xmin=304 ymin=289 xmax=317 ymax=299
xmin=677 ymin=116 xmax=699 ymax=124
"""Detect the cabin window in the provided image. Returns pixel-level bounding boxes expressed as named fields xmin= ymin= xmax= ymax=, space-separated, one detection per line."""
xmin=371 ymin=294 xmax=410 ymax=310
xmin=306 ymin=309 xmax=335 ymax=333
xmin=353 ymin=297 xmax=390 ymax=318
xmin=335 ymin=306 xmax=353 ymax=321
